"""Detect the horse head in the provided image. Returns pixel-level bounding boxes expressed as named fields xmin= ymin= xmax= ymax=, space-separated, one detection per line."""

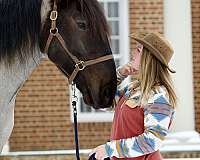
xmin=40 ymin=0 xmax=117 ymax=109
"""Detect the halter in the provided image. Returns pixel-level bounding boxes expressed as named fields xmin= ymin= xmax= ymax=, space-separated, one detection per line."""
xmin=44 ymin=0 xmax=113 ymax=84
xmin=44 ymin=1 xmax=114 ymax=160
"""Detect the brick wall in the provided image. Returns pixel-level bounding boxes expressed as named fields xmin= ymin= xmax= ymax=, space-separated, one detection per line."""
xmin=10 ymin=60 xmax=72 ymax=151
xmin=192 ymin=0 xmax=200 ymax=133
xmin=10 ymin=0 xmax=164 ymax=152
xmin=129 ymin=0 xmax=164 ymax=51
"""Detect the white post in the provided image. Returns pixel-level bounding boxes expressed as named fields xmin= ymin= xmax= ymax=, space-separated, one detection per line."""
xmin=163 ymin=0 xmax=200 ymax=150
xmin=1 ymin=141 xmax=9 ymax=154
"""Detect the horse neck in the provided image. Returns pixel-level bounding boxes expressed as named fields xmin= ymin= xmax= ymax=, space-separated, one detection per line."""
xmin=0 ymin=0 xmax=51 ymax=66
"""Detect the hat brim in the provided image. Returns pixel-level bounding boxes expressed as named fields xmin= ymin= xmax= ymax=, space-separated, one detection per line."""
xmin=130 ymin=34 xmax=176 ymax=73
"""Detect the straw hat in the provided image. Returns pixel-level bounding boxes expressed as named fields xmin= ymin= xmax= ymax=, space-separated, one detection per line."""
xmin=130 ymin=32 xmax=175 ymax=73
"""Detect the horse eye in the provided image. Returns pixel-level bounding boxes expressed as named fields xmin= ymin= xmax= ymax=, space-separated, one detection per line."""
xmin=76 ymin=20 xmax=87 ymax=30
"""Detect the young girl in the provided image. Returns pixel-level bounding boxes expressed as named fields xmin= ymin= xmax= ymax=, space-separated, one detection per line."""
xmin=89 ymin=32 xmax=177 ymax=160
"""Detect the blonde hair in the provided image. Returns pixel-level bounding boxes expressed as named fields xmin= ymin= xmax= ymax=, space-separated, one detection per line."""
xmin=138 ymin=48 xmax=177 ymax=108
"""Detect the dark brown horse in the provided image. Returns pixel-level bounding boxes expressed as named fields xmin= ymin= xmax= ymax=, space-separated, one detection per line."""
xmin=40 ymin=0 xmax=117 ymax=109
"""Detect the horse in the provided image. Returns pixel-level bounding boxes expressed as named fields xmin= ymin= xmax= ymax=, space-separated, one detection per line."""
xmin=0 ymin=0 xmax=117 ymax=152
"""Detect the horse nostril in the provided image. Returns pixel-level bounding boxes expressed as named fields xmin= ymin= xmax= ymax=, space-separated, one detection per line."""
xmin=101 ymin=85 xmax=112 ymax=105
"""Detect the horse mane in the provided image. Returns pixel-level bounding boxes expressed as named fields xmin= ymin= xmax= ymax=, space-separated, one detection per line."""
xmin=0 ymin=0 xmax=110 ymax=66
xmin=0 ymin=0 xmax=42 ymax=66
xmin=58 ymin=0 xmax=110 ymax=39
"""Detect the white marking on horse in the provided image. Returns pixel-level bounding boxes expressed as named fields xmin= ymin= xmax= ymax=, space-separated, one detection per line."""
xmin=41 ymin=0 xmax=51 ymax=25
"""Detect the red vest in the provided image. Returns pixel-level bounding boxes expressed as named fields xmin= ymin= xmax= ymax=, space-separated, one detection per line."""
xmin=110 ymin=96 xmax=163 ymax=160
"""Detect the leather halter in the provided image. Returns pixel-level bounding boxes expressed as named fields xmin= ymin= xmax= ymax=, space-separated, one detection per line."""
xmin=44 ymin=0 xmax=113 ymax=84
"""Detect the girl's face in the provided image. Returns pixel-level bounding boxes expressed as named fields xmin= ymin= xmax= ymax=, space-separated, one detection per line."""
xmin=132 ymin=43 xmax=143 ymax=71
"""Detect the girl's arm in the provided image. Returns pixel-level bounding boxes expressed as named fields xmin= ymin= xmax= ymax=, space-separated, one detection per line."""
xmin=114 ymin=67 xmax=128 ymax=103
xmin=115 ymin=62 xmax=138 ymax=104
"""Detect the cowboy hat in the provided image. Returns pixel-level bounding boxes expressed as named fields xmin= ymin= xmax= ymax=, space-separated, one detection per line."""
xmin=130 ymin=32 xmax=175 ymax=73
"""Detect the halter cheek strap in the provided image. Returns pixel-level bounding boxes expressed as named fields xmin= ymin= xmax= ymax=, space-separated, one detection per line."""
xmin=44 ymin=0 xmax=113 ymax=84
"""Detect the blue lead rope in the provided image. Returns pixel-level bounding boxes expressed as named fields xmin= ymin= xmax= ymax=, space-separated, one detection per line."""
xmin=71 ymin=83 xmax=80 ymax=160
xmin=72 ymin=100 xmax=80 ymax=160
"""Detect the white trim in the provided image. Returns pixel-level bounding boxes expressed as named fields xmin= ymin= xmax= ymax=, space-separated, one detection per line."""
xmin=161 ymin=131 xmax=200 ymax=152
xmin=119 ymin=0 xmax=130 ymax=65
xmin=1 ymin=142 xmax=9 ymax=154
xmin=161 ymin=145 xmax=200 ymax=152
xmin=163 ymin=0 xmax=200 ymax=153
xmin=164 ymin=0 xmax=194 ymax=132
xmin=70 ymin=88 xmax=114 ymax=123
xmin=0 ymin=150 xmax=91 ymax=156
xmin=76 ymin=112 xmax=114 ymax=123
xmin=118 ymin=0 xmax=130 ymax=85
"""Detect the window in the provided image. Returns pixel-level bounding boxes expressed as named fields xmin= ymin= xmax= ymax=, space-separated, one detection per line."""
xmin=100 ymin=0 xmax=129 ymax=68
xmin=71 ymin=0 xmax=130 ymax=123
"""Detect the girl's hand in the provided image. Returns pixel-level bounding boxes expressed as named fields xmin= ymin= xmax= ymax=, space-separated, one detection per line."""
xmin=118 ymin=61 xmax=138 ymax=77
xmin=89 ymin=144 xmax=109 ymax=160
xmin=119 ymin=43 xmax=142 ymax=77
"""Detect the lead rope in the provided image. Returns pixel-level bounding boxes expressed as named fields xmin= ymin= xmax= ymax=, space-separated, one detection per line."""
xmin=71 ymin=83 xmax=80 ymax=160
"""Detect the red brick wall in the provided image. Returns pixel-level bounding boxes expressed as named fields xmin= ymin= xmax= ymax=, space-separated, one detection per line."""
xmin=10 ymin=60 xmax=72 ymax=150
xmin=192 ymin=0 xmax=200 ymax=133
xmin=10 ymin=0 xmax=164 ymax=151
xmin=129 ymin=0 xmax=164 ymax=51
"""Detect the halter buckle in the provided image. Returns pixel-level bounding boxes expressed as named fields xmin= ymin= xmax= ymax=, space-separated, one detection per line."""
xmin=50 ymin=28 xmax=58 ymax=35
xmin=75 ymin=61 xmax=85 ymax=71
xmin=50 ymin=11 xmax=58 ymax=21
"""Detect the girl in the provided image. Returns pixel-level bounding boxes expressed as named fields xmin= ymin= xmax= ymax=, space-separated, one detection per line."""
xmin=89 ymin=32 xmax=177 ymax=160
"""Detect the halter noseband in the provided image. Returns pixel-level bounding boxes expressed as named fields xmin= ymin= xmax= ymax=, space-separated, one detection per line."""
xmin=44 ymin=0 xmax=113 ymax=84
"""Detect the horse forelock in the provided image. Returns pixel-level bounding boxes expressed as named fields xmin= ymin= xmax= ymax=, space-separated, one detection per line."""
xmin=58 ymin=0 xmax=110 ymax=40
xmin=0 ymin=0 xmax=43 ymax=66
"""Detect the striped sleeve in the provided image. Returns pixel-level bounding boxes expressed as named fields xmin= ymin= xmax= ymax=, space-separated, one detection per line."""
xmin=106 ymin=92 xmax=175 ymax=158
xmin=114 ymin=84 xmax=129 ymax=104
xmin=114 ymin=67 xmax=129 ymax=104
